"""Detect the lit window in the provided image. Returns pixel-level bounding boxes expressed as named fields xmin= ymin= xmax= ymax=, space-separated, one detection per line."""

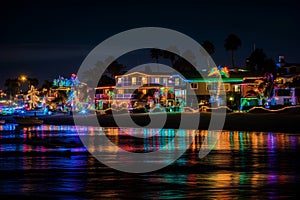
xmin=132 ymin=77 xmax=136 ymax=85
xmin=175 ymin=78 xmax=179 ymax=86
xmin=142 ymin=77 xmax=147 ymax=84
xmin=117 ymin=78 xmax=122 ymax=84
xmin=154 ymin=78 xmax=160 ymax=84
xmin=118 ymin=89 xmax=124 ymax=94
xmin=234 ymin=85 xmax=240 ymax=92
xmin=190 ymin=83 xmax=198 ymax=89
xmin=224 ymin=84 xmax=230 ymax=91
xmin=163 ymin=78 xmax=167 ymax=84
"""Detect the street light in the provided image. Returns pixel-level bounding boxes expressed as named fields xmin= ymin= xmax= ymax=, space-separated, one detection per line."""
xmin=19 ymin=75 xmax=28 ymax=92
xmin=20 ymin=75 xmax=27 ymax=82
xmin=19 ymin=75 xmax=28 ymax=107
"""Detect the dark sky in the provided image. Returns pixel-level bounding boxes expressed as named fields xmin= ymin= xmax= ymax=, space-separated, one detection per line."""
xmin=0 ymin=0 xmax=299 ymax=89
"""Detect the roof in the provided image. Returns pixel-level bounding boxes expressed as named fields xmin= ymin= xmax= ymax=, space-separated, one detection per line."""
xmin=282 ymin=63 xmax=300 ymax=67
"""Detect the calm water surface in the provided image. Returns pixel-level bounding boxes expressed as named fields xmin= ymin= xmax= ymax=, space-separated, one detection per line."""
xmin=0 ymin=124 xmax=299 ymax=199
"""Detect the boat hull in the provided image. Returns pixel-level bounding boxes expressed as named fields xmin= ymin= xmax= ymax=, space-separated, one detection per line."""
xmin=13 ymin=116 xmax=44 ymax=126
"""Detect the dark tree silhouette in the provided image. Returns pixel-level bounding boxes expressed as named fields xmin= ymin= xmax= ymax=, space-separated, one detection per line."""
xmin=150 ymin=48 xmax=163 ymax=63
xmin=162 ymin=50 xmax=178 ymax=67
xmin=106 ymin=60 xmax=124 ymax=78
xmin=247 ymin=48 xmax=267 ymax=71
xmin=81 ymin=57 xmax=124 ymax=87
xmin=41 ymin=80 xmax=53 ymax=90
xmin=28 ymin=78 xmax=39 ymax=87
xmin=262 ymin=58 xmax=277 ymax=74
xmin=224 ymin=34 xmax=242 ymax=68
xmin=98 ymin=75 xmax=115 ymax=86
xmin=201 ymin=40 xmax=215 ymax=56
xmin=4 ymin=78 xmax=20 ymax=99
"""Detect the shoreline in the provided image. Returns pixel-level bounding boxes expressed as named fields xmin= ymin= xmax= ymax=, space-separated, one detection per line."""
xmin=2 ymin=111 xmax=299 ymax=133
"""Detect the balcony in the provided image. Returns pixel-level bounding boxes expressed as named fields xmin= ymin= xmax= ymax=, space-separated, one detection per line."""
xmin=116 ymin=81 xmax=144 ymax=87
xmin=115 ymin=94 xmax=136 ymax=99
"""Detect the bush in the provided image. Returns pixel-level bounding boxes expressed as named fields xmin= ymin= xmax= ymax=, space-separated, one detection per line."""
xmin=132 ymin=107 xmax=147 ymax=113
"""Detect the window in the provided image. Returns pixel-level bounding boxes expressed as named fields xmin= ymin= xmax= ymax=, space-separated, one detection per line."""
xmin=277 ymin=89 xmax=292 ymax=96
xmin=142 ymin=77 xmax=147 ymax=84
xmin=224 ymin=84 xmax=230 ymax=91
xmin=233 ymin=85 xmax=240 ymax=92
xmin=132 ymin=77 xmax=136 ymax=85
xmin=117 ymin=78 xmax=122 ymax=84
xmin=154 ymin=78 xmax=160 ymax=84
xmin=175 ymin=78 xmax=179 ymax=86
xmin=118 ymin=89 xmax=124 ymax=94
xmin=190 ymin=83 xmax=198 ymax=89
xmin=163 ymin=78 xmax=168 ymax=85
xmin=207 ymin=84 xmax=213 ymax=91
xmin=151 ymin=77 xmax=159 ymax=84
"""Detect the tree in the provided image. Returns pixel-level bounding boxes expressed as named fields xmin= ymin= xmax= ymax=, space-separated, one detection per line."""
xmin=26 ymin=85 xmax=40 ymax=110
xmin=247 ymin=48 xmax=267 ymax=71
xmin=201 ymin=40 xmax=215 ymax=56
xmin=81 ymin=57 xmax=124 ymax=86
xmin=4 ymin=78 xmax=20 ymax=99
xmin=41 ymin=80 xmax=53 ymax=90
xmin=150 ymin=48 xmax=163 ymax=63
xmin=162 ymin=48 xmax=179 ymax=68
xmin=257 ymin=72 xmax=275 ymax=104
xmin=224 ymin=34 xmax=242 ymax=68
xmin=27 ymin=78 xmax=39 ymax=87
xmin=106 ymin=60 xmax=124 ymax=78
xmin=262 ymin=58 xmax=277 ymax=74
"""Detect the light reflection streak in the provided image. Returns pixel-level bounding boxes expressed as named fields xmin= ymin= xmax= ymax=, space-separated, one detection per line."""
xmin=1 ymin=124 xmax=300 ymax=195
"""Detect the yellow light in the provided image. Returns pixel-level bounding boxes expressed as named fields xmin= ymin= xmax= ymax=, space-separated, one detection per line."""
xmin=20 ymin=75 xmax=27 ymax=81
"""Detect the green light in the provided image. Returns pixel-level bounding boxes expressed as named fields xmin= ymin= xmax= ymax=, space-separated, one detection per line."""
xmin=188 ymin=78 xmax=243 ymax=83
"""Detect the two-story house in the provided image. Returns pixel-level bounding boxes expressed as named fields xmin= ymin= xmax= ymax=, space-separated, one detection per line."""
xmin=95 ymin=71 xmax=244 ymax=110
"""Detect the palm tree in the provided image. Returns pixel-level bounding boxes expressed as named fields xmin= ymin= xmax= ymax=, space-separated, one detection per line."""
xmin=150 ymin=48 xmax=163 ymax=72
xmin=162 ymin=49 xmax=179 ymax=68
xmin=150 ymin=48 xmax=163 ymax=63
xmin=224 ymin=34 xmax=241 ymax=68
xmin=4 ymin=78 xmax=20 ymax=99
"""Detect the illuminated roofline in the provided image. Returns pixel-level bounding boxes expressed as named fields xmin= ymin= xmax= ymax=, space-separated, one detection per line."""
xmin=187 ymin=78 xmax=243 ymax=83
xmin=115 ymin=71 xmax=172 ymax=78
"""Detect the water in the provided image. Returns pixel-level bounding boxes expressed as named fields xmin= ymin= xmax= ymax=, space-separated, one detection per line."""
xmin=0 ymin=124 xmax=299 ymax=199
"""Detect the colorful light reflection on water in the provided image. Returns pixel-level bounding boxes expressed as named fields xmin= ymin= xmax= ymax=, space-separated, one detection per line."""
xmin=0 ymin=124 xmax=299 ymax=199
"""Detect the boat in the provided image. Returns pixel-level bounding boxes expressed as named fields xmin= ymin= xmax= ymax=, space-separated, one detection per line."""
xmin=13 ymin=116 xmax=43 ymax=126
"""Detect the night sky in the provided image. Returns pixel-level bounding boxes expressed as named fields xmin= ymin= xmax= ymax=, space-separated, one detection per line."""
xmin=0 ymin=0 xmax=299 ymax=89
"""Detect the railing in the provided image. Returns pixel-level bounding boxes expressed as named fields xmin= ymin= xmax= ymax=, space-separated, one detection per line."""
xmin=116 ymin=81 xmax=144 ymax=87
xmin=115 ymin=94 xmax=136 ymax=99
